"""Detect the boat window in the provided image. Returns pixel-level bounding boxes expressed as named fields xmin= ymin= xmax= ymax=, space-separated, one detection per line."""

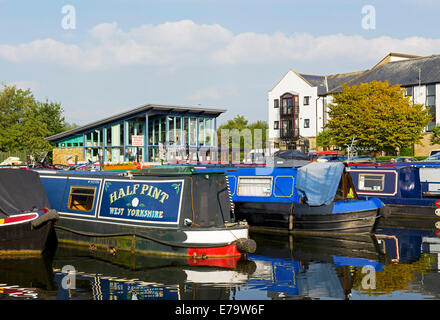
xmin=334 ymin=177 xmax=345 ymax=201
xmin=237 ymin=177 xmax=272 ymax=197
xmin=358 ymin=174 xmax=385 ymax=191
xmin=68 ymin=187 xmax=96 ymax=211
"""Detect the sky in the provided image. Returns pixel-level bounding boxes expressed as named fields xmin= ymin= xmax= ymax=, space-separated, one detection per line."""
xmin=1 ymin=0 xmax=440 ymax=126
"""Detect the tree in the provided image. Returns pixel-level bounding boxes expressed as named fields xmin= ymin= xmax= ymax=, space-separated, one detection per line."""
xmin=0 ymin=84 xmax=67 ymax=153
xmin=217 ymin=115 xmax=268 ymax=150
xmin=325 ymin=81 xmax=431 ymax=154
xmin=316 ymin=129 xmax=333 ymax=150
xmin=430 ymin=125 xmax=440 ymax=146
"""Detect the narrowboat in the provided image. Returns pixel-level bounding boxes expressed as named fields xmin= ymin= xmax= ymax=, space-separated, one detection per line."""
xmin=194 ymin=162 xmax=384 ymax=234
xmin=0 ymin=169 xmax=58 ymax=254
xmin=35 ymin=167 xmax=256 ymax=258
xmin=347 ymin=163 xmax=440 ymax=223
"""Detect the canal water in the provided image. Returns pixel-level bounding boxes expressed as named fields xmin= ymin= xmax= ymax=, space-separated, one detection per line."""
xmin=0 ymin=219 xmax=439 ymax=301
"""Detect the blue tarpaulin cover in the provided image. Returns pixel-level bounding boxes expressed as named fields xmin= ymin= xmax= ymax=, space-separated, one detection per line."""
xmin=295 ymin=162 xmax=344 ymax=206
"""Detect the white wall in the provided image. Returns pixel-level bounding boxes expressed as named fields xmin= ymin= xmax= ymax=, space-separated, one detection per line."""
xmin=436 ymin=84 xmax=440 ymax=125
xmin=413 ymin=85 xmax=426 ymax=105
xmin=268 ymin=70 xmax=318 ymax=141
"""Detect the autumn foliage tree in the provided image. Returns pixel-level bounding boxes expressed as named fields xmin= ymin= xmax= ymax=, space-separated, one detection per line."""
xmin=325 ymin=81 xmax=431 ymax=154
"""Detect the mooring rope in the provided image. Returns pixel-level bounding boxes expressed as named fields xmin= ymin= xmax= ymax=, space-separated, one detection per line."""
xmin=54 ymin=224 xmax=240 ymax=249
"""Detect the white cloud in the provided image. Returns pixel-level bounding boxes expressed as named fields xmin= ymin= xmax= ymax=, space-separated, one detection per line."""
xmin=211 ymin=32 xmax=440 ymax=65
xmin=0 ymin=20 xmax=439 ymax=70
xmin=6 ymin=80 xmax=39 ymax=92
xmin=188 ymin=87 xmax=222 ymax=101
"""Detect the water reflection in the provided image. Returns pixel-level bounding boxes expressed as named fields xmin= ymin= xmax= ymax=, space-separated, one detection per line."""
xmin=0 ymin=225 xmax=439 ymax=300
xmin=247 ymin=233 xmax=387 ymax=300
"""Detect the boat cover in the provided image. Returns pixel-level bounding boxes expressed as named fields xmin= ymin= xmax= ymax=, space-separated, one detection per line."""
xmin=0 ymin=169 xmax=50 ymax=217
xmin=295 ymin=162 xmax=344 ymax=207
xmin=266 ymin=149 xmax=310 ymax=168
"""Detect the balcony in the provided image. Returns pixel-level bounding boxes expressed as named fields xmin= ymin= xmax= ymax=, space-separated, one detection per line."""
xmin=280 ymin=127 xmax=299 ymax=140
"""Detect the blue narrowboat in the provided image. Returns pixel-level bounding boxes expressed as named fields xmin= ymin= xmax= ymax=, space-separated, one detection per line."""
xmin=347 ymin=163 xmax=440 ymax=223
xmin=35 ymin=167 xmax=255 ymax=258
xmin=194 ymin=162 xmax=384 ymax=234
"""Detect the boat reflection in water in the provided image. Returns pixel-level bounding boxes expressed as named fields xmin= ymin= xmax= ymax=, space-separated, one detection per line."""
xmin=50 ymin=245 xmax=257 ymax=300
xmin=49 ymin=232 xmax=390 ymax=300
xmin=0 ymin=252 xmax=58 ymax=300
xmin=246 ymin=232 xmax=388 ymax=300
xmin=1 ymin=225 xmax=440 ymax=300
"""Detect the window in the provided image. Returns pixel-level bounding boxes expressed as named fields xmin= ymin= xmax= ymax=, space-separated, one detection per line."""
xmin=274 ymin=99 xmax=279 ymax=108
xmin=427 ymin=85 xmax=436 ymax=123
xmin=274 ymin=121 xmax=279 ymax=130
xmin=304 ymin=96 xmax=310 ymax=105
xmin=189 ymin=118 xmax=197 ymax=145
xmin=106 ymin=127 xmax=112 ymax=145
xmin=304 ymin=119 xmax=310 ymax=128
xmin=237 ymin=177 xmax=272 ymax=197
xmin=68 ymin=187 xmax=96 ymax=211
xmin=281 ymin=119 xmax=289 ymax=137
xmin=405 ymin=87 xmax=413 ymax=97
xmin=358 ymin=174 xmax=385 ymax=191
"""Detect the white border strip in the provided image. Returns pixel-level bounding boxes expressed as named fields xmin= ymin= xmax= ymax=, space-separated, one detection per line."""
xmin=183 ymin=228 xmax=248 ymax=244
xmin=0 ymin=212 xmax=39 ymax=226
xmin=54 ymin=177 xmax=103 ymax=218
xmin=350 ymin=169 xmax=398 ymax=196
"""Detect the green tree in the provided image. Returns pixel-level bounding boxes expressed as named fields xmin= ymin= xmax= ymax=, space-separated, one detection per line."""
xmin=0 ymin=84 xmax=67 ymax=153
xmin=217 ymin=115 xmax=268 ymax=150
xmin=430 ymin=125 xmax=440 ymax=145
xmin=325 ymin=81 xmax=431 ymax=154
xmin=316 ymin=129 xmax=333 ymax=150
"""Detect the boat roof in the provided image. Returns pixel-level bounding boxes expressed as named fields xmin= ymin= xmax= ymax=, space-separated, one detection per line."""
xmin=347 ymin=163 xmax=440 ymax=170
xmin=0 ymin=169 xmax=50 ymax=216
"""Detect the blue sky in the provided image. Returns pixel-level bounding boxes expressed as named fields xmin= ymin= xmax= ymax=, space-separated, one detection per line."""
xmin=0 ymin=0 xmax=439 ymax=126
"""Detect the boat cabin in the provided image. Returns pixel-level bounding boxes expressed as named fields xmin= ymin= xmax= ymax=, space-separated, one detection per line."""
xmin=347 ymin=163 xmax=440 ymax=206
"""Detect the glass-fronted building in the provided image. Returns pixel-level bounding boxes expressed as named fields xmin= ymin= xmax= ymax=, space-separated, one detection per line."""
xmin=47 ymin=104 xmax=225 ymax=164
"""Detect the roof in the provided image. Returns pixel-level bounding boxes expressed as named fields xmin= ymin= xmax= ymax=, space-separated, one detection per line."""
xmin=372 ymin=52 xmax=422 ymax=69
xmin=298 ymin=71 xmax=367 ymax=95
xmin=282 ymin=53 xmax=438 ymax=95
xmin=328 ymin=54 xmax=440 ymax=94
xmin=299 ymin=74 xmax=327 ymax=95
xmin=326 ymin=71 xmax=368 ymax=92
xmin=46 ymin=103 xmax=226 ymax=142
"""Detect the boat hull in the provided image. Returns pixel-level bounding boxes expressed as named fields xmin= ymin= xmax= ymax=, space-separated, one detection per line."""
xmin=234 ymin=202 xmax=379 ymax=234
xmin=54 ymin=217 xmax=251 ymax=258
xmin=0 ymin=211 xmax=57 ymax=254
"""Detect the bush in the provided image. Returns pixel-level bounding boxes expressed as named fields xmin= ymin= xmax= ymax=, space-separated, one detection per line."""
xmin=399 ymin=146 xmax=414 ymax=157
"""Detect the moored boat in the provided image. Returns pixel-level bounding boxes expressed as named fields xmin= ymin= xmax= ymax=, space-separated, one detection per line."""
xmin=347 ymin=162 xmax=440 ymax=223
xmin=36 ymin=167 xmax=255 ymax=258
xmin=194 ymin=162 xmax=383 ymax=234
xmin=0 ymin=169 xmax=58 ymax=254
